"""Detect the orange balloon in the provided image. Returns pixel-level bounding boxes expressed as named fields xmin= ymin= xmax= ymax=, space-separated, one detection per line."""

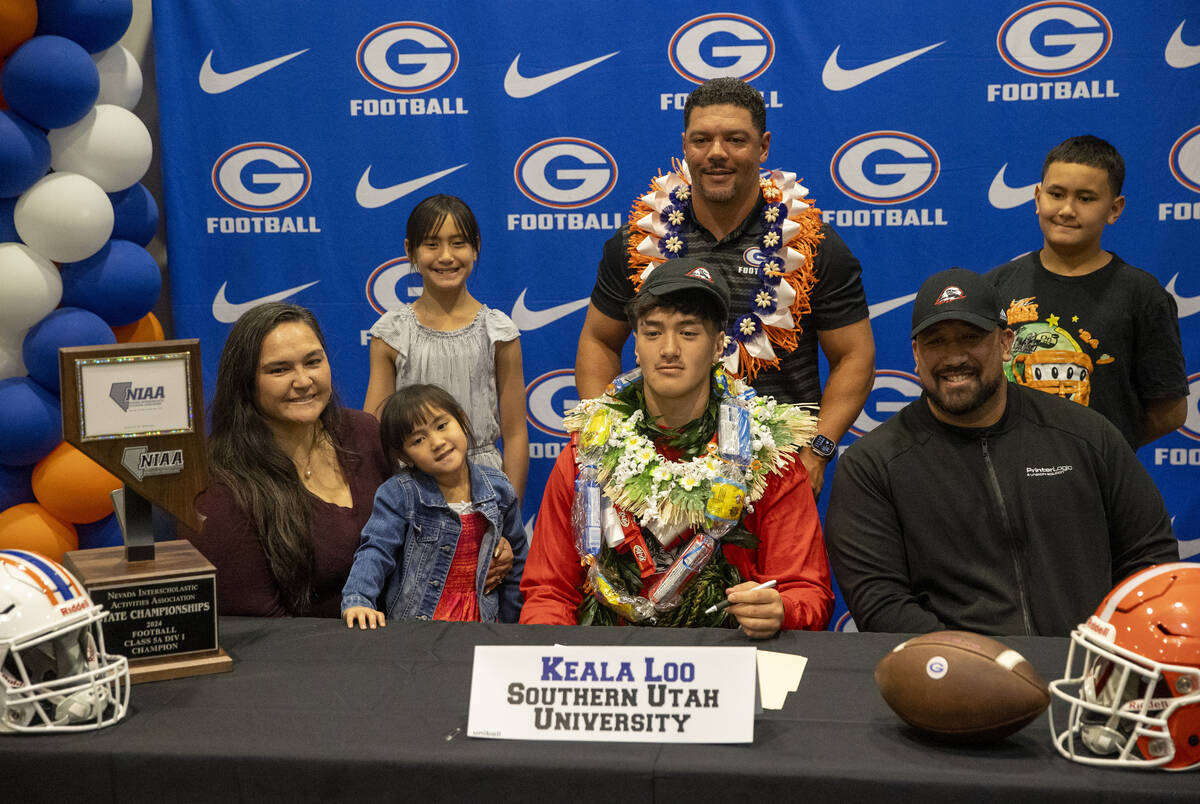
xmin=112 ymin=311 xmax=165 ymax=343
xmin=0 ymin=503 xmax=78 ymax=562
xmin=32 ymin=442 xmax=122 ymax=524
xmin=0 ymin=0 xmax=37 ymax=60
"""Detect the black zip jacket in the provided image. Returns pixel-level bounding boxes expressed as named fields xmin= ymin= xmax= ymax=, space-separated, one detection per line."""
xmin=826 ymin=383 xmax=1177 ymax=636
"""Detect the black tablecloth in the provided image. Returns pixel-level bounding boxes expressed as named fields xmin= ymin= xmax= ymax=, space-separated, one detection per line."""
xmin=5 ymin=618 xmax=1197 ymax=802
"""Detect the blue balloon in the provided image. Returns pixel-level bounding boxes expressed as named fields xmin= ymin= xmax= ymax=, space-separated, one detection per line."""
xmin=109 ymin=183 xmax=159 ymax=246
xmin=0 ymin=35 xmax=99 ymax=129
xmin=0 ymin=110 xmax=50 ymax=198
xmin=34 ymin=0 xmax=133 ymax=55
xmin=0 ymin=377 xmax=62 ymax=467
xmin=0 ymin=197 xmax=17 ymax=241
xmin=0 ymin=462 xmax=36 ymax=511
xmin=60 ymin=238 xmax=162 ymax=326
xmin=22 ymin=307 xmax=116 ymax=394
xmin=76 ymin=513 xmax=125 ymax=549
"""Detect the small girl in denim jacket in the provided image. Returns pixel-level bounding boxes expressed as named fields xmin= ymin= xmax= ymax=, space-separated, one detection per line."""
xmin=342 ymin=384 xmax=526 ymax=627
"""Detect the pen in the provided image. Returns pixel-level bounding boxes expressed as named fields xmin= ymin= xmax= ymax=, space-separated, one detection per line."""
xmin=704 ymin=579 xmax=777 ymax=614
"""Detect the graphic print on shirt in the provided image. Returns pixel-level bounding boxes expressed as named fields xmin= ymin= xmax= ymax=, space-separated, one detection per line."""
xmin=1003 ymin=296 xmax=1113 ymax=406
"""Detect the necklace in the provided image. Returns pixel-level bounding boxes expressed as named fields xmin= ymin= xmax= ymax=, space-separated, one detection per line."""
xmin=625 ymin=160 xmax=825 ymax=382
xmin=300 ymin=429 xmax=326 ymax=480
xmin=564 ymin=369 xmax=816 ymax=533
xmin=566 ymin=370 xmax=816 ymax=626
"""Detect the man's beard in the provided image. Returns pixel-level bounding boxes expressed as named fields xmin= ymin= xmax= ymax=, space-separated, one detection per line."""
xmin=924 ymin=370 xmax=1003 ymax=418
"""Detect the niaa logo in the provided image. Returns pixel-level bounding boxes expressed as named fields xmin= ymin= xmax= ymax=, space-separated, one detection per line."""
xmin=212 ymin=143 xmax=311 ymax=213
xmin=514 ymin=138 xmax=618 ymax=209
xmin=849 ymin=369 xmax=923 ymax=437
xmin=526 ymin=369 xmax=579 ymax=438
xmin=1170 ymin=125 xmax=1200 ymax=194
xmin=997 ymin=2 xmax=1111 ymax=77
xmin=356 ymin=21 xmax=459 ymax=93
xmin=669 ymin=14 xmax=774 ymax=84
xmin=365 ymin=258 xmax=420 ymax=315
xmin=831 ymin=132 xmax=940 ymax=205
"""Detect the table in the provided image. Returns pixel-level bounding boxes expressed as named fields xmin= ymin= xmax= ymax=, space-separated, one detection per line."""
xmin=5 ymin=618 xmax=1197 ymax=802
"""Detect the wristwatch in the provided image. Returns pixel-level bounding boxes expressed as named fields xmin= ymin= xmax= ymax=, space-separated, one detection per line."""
xmin=810 ymin=434 xmax=836 ymax=460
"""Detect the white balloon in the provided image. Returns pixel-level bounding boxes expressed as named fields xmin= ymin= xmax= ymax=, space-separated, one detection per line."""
xmin=0 ymin=328 xmax=28 ymax=381
xmin=14 ymin=173 xmax=114 ymax=263
xmin=0 ymin=243 xmax=63 ymax=337
xmin=48 ymin=105 xmax=153 ymax=193
xmin=93 ymin=45 xmax=144 ymax=110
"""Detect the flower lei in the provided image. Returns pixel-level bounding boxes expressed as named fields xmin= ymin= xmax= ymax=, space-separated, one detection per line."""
xmin=625 ymin=160 xmax=825 ymax=382
xmin=563 ymin=370 xmax=816 ymax=537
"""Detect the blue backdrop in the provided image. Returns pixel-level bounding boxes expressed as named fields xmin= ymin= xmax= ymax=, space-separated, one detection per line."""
xmin=152 ymin=1 xmax=1200 ymax=626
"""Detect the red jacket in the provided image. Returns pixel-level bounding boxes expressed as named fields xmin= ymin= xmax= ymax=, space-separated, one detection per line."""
xmin=520 ymin=440 xmax=833 ymax=630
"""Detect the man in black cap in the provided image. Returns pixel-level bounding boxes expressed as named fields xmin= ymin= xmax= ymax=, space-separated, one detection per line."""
xmin=824 ymin=268 xmax=1177 ymax=636
xmin=521 ymin=257 xmax=833 ymax=638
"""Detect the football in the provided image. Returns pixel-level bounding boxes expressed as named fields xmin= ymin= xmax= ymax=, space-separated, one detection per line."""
xmin=874 ymin=630 xmax=1051 ymax=742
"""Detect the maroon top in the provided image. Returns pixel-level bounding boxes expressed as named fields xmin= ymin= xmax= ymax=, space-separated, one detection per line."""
xmin=183 ymin=409 xmax=391 ymax=618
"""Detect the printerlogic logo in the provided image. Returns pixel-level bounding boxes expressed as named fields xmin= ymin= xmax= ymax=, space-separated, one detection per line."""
xmin=1025 ymin=464 xmax=1074 ymax=478
xmin=207 ymin=142 xmax=320 ymax=236
xmin=989 ymin=2 xmax=1117 ymax=102
xmin=668 ymin=14 xmax=774 ymax=84
xmin=824 ymin=132 xmax=946 ymax=229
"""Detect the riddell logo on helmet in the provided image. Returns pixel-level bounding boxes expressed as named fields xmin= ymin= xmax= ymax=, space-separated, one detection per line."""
xmin=1083 ymin=615 xmax=1116 ymax=641
xmin=935 ymin=286 xmax=964 ymax=305
xmin=59 ymin=599 xmax=90 ymax=617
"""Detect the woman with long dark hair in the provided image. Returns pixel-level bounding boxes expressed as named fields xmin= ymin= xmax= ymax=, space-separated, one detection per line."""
xmin=185 ymin=303 xmax=391 ymax=616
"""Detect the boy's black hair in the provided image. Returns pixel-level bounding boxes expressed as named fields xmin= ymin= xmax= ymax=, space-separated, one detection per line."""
xmin=1042 ymin=135 xmax=1125 ymax=196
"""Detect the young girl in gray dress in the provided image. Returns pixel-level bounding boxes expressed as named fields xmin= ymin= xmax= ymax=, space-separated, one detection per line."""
xmin=363 ymin=195 xmax=528 ymax=498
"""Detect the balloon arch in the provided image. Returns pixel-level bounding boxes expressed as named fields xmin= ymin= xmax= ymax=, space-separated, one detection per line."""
xmin=0 ymin=0 xmax=163 ymax=559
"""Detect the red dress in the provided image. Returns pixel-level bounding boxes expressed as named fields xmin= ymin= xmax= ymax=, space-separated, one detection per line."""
xmin=432 ymin=510 xmax=486 ymax=622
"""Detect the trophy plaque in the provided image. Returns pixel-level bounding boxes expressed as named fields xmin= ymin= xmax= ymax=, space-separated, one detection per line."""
xmin=58 ymin=340 xmax=232 ymax=684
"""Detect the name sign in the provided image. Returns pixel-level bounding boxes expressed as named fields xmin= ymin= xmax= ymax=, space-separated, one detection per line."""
xmin=467 ymin=645 xmax=756 ymax=743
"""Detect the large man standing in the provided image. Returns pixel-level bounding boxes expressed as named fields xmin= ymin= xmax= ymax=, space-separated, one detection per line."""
xmin=825 ymin=268 xmax=1177 ymax=636
xmin=523 ymin=257 xmax=833 ymax=638
xmin=575 ymin=78 xmax=874 ymax=495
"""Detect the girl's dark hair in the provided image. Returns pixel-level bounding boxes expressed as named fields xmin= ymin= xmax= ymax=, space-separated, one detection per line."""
xmin=378 ymin=384 xmax=475 ymax=469
xmin=208 ymin=302 xmax=354 ymax=614
xmin=405 ymin=194 xmax=482 ymax=256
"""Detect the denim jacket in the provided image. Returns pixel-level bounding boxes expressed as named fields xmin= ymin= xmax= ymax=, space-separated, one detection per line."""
xmin=341 ymin=463 xmax=527 ymax=622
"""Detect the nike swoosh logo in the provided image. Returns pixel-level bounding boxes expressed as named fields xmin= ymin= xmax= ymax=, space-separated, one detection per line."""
xmin=199 ymin=49 xmax=309 ymax=94
xmin=212 ymin=280 xmax=320 ymax=324
xmin=503 ymin=51 xmax=619 ymax=98
xmin=821 ymin=42 xmax=944 ymax=91
xmin=988 ymin=164 xmax=1038 ymax=209
xmin=868 ymin=293 xmax=916 ymax=319
xmin=1166 ymin=273 xmax=1200 ymax=318
xmin=1166 ymin=20 xmax=1200 ymax=68
xmin=355 ymin=164 xmax=468 ymax=209
xmin=510 ymin=290 xmax=589 ymax=331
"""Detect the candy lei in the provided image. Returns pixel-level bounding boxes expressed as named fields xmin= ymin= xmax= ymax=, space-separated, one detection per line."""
xmin=563 ymin=371 xmax=816 ymax=536
xmin=625 ymin=160 xmax=825 ymax=382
